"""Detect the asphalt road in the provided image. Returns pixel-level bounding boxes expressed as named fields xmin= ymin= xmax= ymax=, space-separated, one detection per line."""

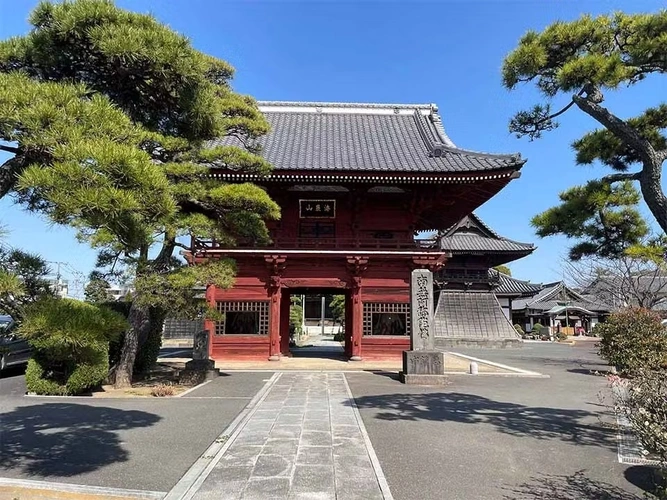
xmin=0 ymin=368 xmax=271 ymax=492
xmin=347 ymin=342 xmax=656 ymax=500
xmin=0 ymin=342 xmax=659 ymax=498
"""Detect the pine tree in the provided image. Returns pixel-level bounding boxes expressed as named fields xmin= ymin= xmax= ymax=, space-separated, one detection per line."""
xmin=503 ymin=11 xmax=667 ymax=256
xmin=0 ymin=0 xmax=279 ymax=387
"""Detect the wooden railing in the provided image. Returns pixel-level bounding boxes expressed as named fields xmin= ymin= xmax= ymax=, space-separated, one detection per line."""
xmin=192 ymin=237 xmax=440 ymax=252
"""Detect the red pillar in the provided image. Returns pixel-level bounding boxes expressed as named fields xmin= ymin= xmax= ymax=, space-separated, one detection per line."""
xmin=280 ymin=291 xmax=291 ymax=356
xmin=350 ymin=277 xmax=363 ymax=361
xmin=205 ymin=284 xmax=217 ymax=359
xmin=344 ymin=290 xmax=353 ymax=357
xmin=268 ymin=277 xmax=282 ymax=361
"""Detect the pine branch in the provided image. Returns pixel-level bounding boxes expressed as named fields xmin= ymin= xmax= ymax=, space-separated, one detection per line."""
xmin=600 ymin=172 xmax=642 ymax=183
xmin=539 ymin=99 xmax=578 ymax=124
xmin=572 ymin=89 xmax=656 ymax=161
xmin=0 ymin=144 xmax=20 ymax=154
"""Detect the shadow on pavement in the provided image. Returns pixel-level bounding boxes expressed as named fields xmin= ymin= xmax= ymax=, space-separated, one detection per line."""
xmin=624 ymin=465 xmax=666 ymax=498
xmin=503 ymin=470 xmax=644 ymax=499
xmin=0 ymin=403 xmax=161 ymax=476
xmin=352 ymin=392 xmax=616 ymax=449
xmin=363 ymin=370 xmax=400 ymax=381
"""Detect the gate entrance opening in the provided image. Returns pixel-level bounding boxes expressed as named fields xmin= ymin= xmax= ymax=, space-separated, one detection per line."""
xmin=284 ymin=289 xmax=349 ymax=359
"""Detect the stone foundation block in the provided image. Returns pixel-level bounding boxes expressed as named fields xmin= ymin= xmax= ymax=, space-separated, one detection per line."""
xmin=400 ymin=350 xmax=447 ymax=385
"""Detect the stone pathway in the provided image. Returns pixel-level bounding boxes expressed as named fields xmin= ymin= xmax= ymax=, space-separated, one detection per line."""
xmin=191 ymin=373 xmax=390 ymax=500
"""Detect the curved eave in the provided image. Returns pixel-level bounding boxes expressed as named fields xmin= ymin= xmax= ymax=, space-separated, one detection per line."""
xmin=444 ymin=248 xmax=535 ymax=255
xmin=204 ymin=166 xmax=523 ymax=184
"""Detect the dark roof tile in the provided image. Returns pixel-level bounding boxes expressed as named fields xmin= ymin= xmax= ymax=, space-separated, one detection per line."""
xmin=433 ymin=291 xmax=520 ymax=339
xmin=439 ymin=214 xmax=534 ymax=254
xmin=492 ymin=270 xmax=543 ymax=296
xmin=208 ymin=102 xmax=524 ymax=174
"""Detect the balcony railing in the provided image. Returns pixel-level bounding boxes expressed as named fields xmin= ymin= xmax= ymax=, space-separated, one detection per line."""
xmin=192 ymin=237 xmax=440 ymax=252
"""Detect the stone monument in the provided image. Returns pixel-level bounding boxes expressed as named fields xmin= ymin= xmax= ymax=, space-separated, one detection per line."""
xmin=400 ymin=269 xmax=447 ymax=385
xmin=182 ymin=328 xmax=219 ymax=382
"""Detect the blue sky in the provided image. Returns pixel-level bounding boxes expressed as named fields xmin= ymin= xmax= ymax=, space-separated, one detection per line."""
xmin=1 ymin=0 xmax=665 ymax=296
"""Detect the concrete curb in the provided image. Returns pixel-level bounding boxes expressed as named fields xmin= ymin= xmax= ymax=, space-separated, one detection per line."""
xmin=174 ymin=379 xmax=212 ymax=398
xmin=343 ymin=374 xmax=394 ymax=500
xmin=447 ymin=352 xmax=546 ymax=377
xmin=0 ymin=477 xmax=165 ymax=499
xmin=163 ymin=373 xmax=281 ymax=500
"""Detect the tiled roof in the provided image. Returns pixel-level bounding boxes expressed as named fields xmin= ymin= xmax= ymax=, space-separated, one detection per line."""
xmin=492 ymin=270 xmax=543 ymax=296
xmin=433 ymin=291 xmax=520 ymax=339
xmin=439 ymin=214 xmax=534 ymax=254
xmin=207 ymin=101 xmax=524 ymax=174
xmin=512 ymin=281 xmax=610 ymax=312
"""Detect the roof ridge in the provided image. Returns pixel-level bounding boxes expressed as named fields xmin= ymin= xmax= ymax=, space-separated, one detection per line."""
xmin=257 ymin=101 xmax=434 ymax=110
xmin=469 ymin=213 xmax=501 ymax=238
xmin=491 ymin=269 xmax=541 ymax=287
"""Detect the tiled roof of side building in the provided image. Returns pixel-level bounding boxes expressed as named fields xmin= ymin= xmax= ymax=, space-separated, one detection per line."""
xmin=439 ymin=214 xmax=535 ymax=254
xmin=512 ymin=281 xmax=611 ymax=312
xmin=207 ymin=101 xmax=525 ymax=174
xmin=491 ymin=270 xmax=543 ymax=296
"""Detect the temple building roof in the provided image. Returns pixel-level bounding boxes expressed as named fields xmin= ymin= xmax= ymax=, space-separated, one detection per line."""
xmin=208 ymin=101 xmax=525 ymax=174
xmin=439 ymin=214 xmax=535 ymax=253
xmin=439 ymin=214 xmax=535 ymax=259
xmin=512 ymin=281 xmax=610 ymax=313
xmin=434 ymin=291 xmax=520 ymax=340
xmin=491 ymin=270 xmax=543 ymax=297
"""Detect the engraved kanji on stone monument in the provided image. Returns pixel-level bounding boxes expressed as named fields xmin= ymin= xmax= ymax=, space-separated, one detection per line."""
xmin=410 ymin=269 xmax=434 ymax=351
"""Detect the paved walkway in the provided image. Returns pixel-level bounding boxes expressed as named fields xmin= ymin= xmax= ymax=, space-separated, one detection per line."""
xmin=188 ymin=373 xmax=390 ymax=500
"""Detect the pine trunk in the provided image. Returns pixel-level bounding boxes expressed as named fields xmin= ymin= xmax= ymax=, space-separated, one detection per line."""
xmin=0 ymin=156 xmax=27 ymax=199
xmin=639 ymin=154 xmax=667 ymax=236
xmin=113 ymin=300 xmax=151 ymax=389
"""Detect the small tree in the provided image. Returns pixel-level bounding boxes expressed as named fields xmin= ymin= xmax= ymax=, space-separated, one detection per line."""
xmin=566 ymin=246 xmax=667 ymax=310
xmin=0 ymin=246 xmax=54 ymax=320
xmin=612 ymin=370 xmax=667 ymax=497
xmin=84 ymin=275 xmax=112 ymax=305
xmin=19 ymin=298 xmax=127 ymax=395
xmin=494 ymin=265 xmax=511 ymax=276
xmin=597 ymin=308 xmax=667 ymax=373
xmin=330 ymin=295 xmax=346 ymax=324
xmin=289 ymin=295 xmax=303 ymax=336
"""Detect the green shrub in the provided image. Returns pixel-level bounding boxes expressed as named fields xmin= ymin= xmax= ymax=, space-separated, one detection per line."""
xmin=514 ymin=324 xmax=524 ymax=335
xmin=25 ymin=358 xmax=68 ymax=396
xmin=25 ymin=348 xmax=109 ymax=395
xmin=19 ymin=298 xmax=126 ymax=395
xmin=532 ymin=323 xmax=544 ymax=333
xmin=597 ymin=308 xmax=667 ymax=374
xmin=333 ymin=331 xmax=345 ymax=342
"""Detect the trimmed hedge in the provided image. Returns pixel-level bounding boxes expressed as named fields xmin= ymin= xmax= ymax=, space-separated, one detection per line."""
xmin=26 ymin=347 xmax=109 ymax=396
xmin=19 ymin=298 xmax=125 ymax=395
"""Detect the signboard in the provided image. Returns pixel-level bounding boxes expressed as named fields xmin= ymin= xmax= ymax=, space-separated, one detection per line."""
xmin=299 ymin=199 xmax=336 ymax=219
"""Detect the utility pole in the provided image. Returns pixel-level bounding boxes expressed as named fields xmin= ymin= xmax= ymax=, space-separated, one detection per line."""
xmin=321 ymin=295 xmax=326 ymax=336
xmin=47 ymin=261 xmax=67 ymax=297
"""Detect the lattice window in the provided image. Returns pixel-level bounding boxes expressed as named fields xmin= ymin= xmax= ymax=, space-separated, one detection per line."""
xmin=363 ymin=302 xmax=410 ymax=336
xmin=215 ymin=301 xmax=269 ymax=335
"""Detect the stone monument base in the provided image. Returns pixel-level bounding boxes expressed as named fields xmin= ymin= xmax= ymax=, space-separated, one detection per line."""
xmin=180 ymin=359 xmax=220 ymax=384
xmin=400 ymin=350 xmax=448 ymax=385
